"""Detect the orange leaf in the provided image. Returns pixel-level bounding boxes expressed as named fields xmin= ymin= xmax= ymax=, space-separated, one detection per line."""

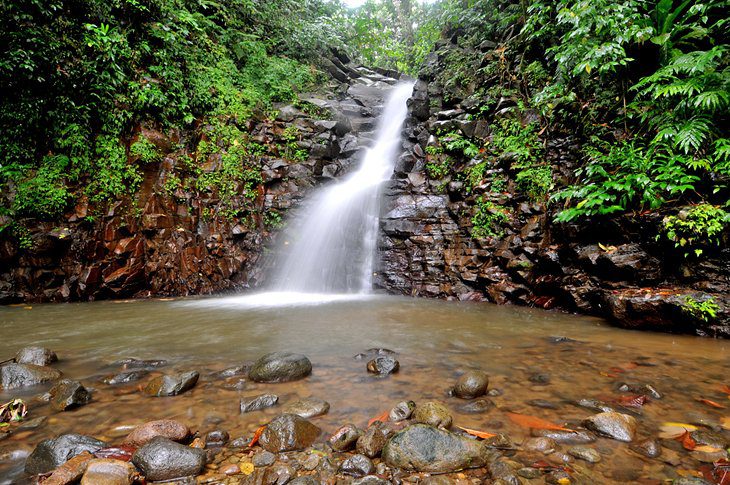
xmin=248 ymin=425 xmax=266 ymax=448
xmin=367 ymin=410 xmax=389 ymax=427
xmin=506 ymin=412 xmax=573 ymax=432
xmin=456 ymin=426 xmax=497 ymax=439
xmin=675 ymin=430 xmax=697 ymax=451
xmin=697 ymin=398 xmax=726 ymax=409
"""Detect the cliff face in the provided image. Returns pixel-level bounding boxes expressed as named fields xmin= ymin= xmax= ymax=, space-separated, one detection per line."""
xmin=377 ymin=38 xmax=730 ymax=338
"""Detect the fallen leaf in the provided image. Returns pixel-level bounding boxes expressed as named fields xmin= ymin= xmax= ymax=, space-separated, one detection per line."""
xmin=248 ymin=425 xmax=266 ymax=447
xmin=720 ymin=417 xmax=729 ymax=430
xmin=367 ymin=410 xmax=389 ymax=427
xmin=240 ymin=462 xmax=254 ymax=476
xmin=675 ymin=430 xmax=697 ymax=451
xmin=506 ymin=412 xmax=573 ymax=432
xmin=456 ymin=426 xmax=497 ymax=439
xmin=94 ymin=445 xmax=136 ymax=462
xmin=659 ymin=422 xmax=698 ymax=439
xmin=616 ymin=395 xmax=648 ymax=408
xmin=697 ymin=398 xmax=726 ymax=409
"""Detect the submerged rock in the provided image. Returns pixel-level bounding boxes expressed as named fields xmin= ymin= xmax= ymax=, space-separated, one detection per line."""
xmin=132 ymin=436 xmax=206 ymax=481
xmin=568 ymin=445 xmax=601 ymax=463
xmin=366 ymin=356 xmax=400 ymax=375
xmin=457 ymin=398 xmax=495 ymax=414
xmin=249 ymin=353 xmax=312 ymax=383
xmin=144 ymin=371 xmax=199 ymax=397
xmin=15 ymin=346 xmax=58 ymax=366
xmin=452 ymin=370 xmax=489 ymax=399
xmin=583 ymin=411 xmax=637 ymax=442
xmin=259 ymin=414 xmax=321 ymax=453
xmin=382 ymin=424 xmax=488 ymax=473
xmin=284 ymin=398 xmax=330 ymax=418
xmin=531 ymin=428 xmax=596 ymax=444
xmin=0 ymin=363 xmax=62 ymax=390
xmin=124 ymin=420 xmax=191 ymax=446
xmin=25 ymin=434 xmax=106 ymax=475
xmin=413 ymin=401 xmax=452 ymax=428
xmin=49 ymin=379 xmax=92 ymax=411
xmin=102 ymin=370 xmax=149 ymax=385
xmin=117 ymin=358 xmax=167 ymax=369
xmin=241 ymin=394 xmax=279 ymax=413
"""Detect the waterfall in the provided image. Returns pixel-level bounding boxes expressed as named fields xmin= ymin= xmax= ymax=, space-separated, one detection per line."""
xmin=270 ymin=82 xmax=414 ymax=295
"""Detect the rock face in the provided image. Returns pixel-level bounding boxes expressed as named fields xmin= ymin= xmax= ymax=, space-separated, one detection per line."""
xmin=15 ymin=346 xmax=58 ymax=366
xmin=259 ymin=414 xmax=321 ymax=453
xmin=0 ymin=363 xmax=62 ymax=390
xmin=144 ymin=371 xmax=199 ymax=396
xmin=583 ymin=411 xmax=637 ymax=442
xmin=25 ymin=433 xmax=106 ymax=475
xmin=124 ymin=420 xmax=191 ymax=446
xmin=382 ymin=424 xmax=488 ymax=473
xmin=131 ymin=436 xmax=206 ymax=481
xmin=452 ymin=371 xmax=489 ymax=399
xmin=248 ymin=353 xmax=312 ymax=383
xmin=49 ymin=379 xmax=92 ymax=411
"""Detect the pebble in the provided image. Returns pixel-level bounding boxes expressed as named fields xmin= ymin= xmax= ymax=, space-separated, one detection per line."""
xmin=568 ymin=445 xmax=601 ymax=463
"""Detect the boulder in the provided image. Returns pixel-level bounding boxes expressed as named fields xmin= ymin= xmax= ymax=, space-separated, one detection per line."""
xmin=15 ymin=346 xmax=58 ymax=366
xmin=124 ymin=420 xmax=191 ymax=446
xmin=583 ymin=411 xmax=637 ymax=442
xmin=382 ymin=424 xmax=489 ymax=473
xmin=144 ymin=371 xmax=199 ymax=397
xmin=259 ymin=414 xmax=321 ymax=453
xmin=131 ymin=436 xmax=206 ymax=481
xmin=452 ymin=371 xmax=489 ymax=399
xmin=49 ymin=379 xmax=92 ymax=411
xmin=0 ymin=363 xmax=62 ymax=390
xmin=248 ymin=353 xmax=312 ymax=383
xmin=25 ymin=434 xmax=106 ymax=475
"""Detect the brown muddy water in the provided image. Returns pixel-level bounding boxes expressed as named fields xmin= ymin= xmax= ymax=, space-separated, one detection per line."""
xmin=0 ymin=293 xmax=728 ymax=484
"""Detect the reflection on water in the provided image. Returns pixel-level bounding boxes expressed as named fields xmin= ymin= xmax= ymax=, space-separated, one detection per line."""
xmin=0 ymin=295 xmax=728 ymax=483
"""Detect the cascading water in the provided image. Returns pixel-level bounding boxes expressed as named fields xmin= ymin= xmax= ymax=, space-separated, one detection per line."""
xmin=270 ymin=82 xmax=414 ymax=295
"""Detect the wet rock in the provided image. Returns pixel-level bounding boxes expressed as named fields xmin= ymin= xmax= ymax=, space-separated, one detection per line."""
xmin=616 ymin=382 xmax=662 ymax=399
xmin=523 ymin=437 xmax=557 ymax=454
xmin=49 ymin=379 xmax=91 ymax=411
xmin=329 ymin=424 xmax=362 ymax=452
xmin=131 ymin=436 xmax=205 ymax=481
xmin=15 ymin=346 xmax=58 ymax=366
xmin=413 ymin=401 xmax=452 ymax=428
xmin=203 ymin=430 xmax=229 ymax=448
xmin=366 ymin=356 xmax=400 ymax=375
xmin=210 ymin=364 xmax=251 ymax=379
xmin=241 ymin=394 xmax=280 ymax=413
xmin=0 ymin=363 xmax=62 ymax=389
xmin=253 ymin=450 xmax=276 ymax=467
xmin=264 ymin=464 xmax=295 ymax=484
xmin=356 ymin=425 xmax=388 ymax=458
xmin=283 ymin=398 xmax=329 ymax=418
xmin=456 ymin=398 xmax=495 ymax=414
xmin=352 ymin=476 xmax=390 ymax=485
xmin=382 ymin=424 xmax=488 ymax=473
xmin=691 ymin=429 xmax=729 ymax=449
xmin=527 ymin=399 xmax=558 ymax=409
xmin=568 ymin=445 xmax=601 ymax=463
xmin=102 ymin=370 xmax=148 ymax=385
xmin=290 ymin=477 xmax=319 ymax=485
xmin=353 ymin=348 xmax=397 ymax=360
xmin=25 ymin=434 xmax=106 ymax=475
xmin=630 ymin=438 xmax=661 ymax=458
xmin=530 ymin=428 xmax=596 ymax=444
xmin=583 ymin=411 xmax=637 ymax=442
xmin=528 ymin=373 xmax=550 ymax=385
xmin=517 ymin=467 xmax=542 ymax=479
xmin=144 ymin=371 xmax=199 ymax=397
xmin=574 ymin=398 xmax=614 ymax=413
xmin=80 ymin=458 xmax=136 ymax=485
xmin=117 ymin=358 xmax=167 ymax=369
xmin=259 ymin=414 xmax=321 ymax=453
xmin=249 ymin=353 xmax=312 ymax=383
xmin=452 ymin=371 xmax=489 ymax=399
xmin=339 ymin=454 xmax=375 ymax=477
xmin=124 ymin=419 xmax=191 ymax=446
xmin=672 ymin=479 xmax=714 ymax=485
xmin=546 ymin=470 xmax=574 ymax=484
xmin=389 ymin=400 xmax=416 ymax=422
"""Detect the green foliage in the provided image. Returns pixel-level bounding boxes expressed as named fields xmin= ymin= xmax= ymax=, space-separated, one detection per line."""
xmin=442 ymin=132 xmax=481 ymax=158
xmin=681 ymin=295 xmax=720 ymax=322
xmin=471 ymin=197 xmax=510 ymax=239
xmin=130 ymin=137 xmax=162 ymax=164
xmin=662 ymin=204 xmax=730 ymax=256
xmin=516 ymin=166 xmax=552 ymax=200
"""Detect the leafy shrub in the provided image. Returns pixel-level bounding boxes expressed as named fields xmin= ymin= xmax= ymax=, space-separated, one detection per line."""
xmin=516 ymin=165 xmax=552 ymax=201
xmin=662 ymin=204 xmax=729 ymax=256
xmin=471 ymin=197 xmax=510 ymax=239
xmin=681 ymin=295 xmax=720 ymax=322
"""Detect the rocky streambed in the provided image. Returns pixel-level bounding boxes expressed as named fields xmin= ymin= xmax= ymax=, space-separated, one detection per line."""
xmin=0 ymin=295 xmax=728 ymax=484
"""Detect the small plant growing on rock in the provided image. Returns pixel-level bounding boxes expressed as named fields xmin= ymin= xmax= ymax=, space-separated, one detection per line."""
xmin=471 ymin=197 xmax=510 ymax=239
xmin=681 ymin=295 xmax=720 ymax=322
xmin=662 ymin=204 xmax=729 ymax=257
xmin=130 ymin=136 xmax=162 ymax=164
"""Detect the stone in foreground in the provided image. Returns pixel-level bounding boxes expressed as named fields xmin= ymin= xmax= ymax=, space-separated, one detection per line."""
xmin=80 ymin=458 xmax=137 ymax=485
xmin=124 ymin=419 xmax=191 ymax=446
xmin=49 ymin=379 xmax=92 ymax=411
xmin=259 ymin=414 xmax=321 ymax=453
xmin=144 ymin=371 xmax=199 ymax=397
xmin=249 ymin=352 xmax=312 ymax=383
xmin=382 ymin=424 xmax=489 ymax=473
xmin=25 ymin=434 xmax=106 ymax=475
xmin=132 ymin=436 xmax=206 ymax=481
xmin=583 ymin=411 xmax=637 ymax=442
xmin=0 ymin=363 xmax=62 ymax=390
xmin=15 ymin=346 xmax=58 ymax=366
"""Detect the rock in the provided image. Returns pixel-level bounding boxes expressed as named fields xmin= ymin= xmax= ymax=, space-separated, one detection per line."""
xmin=382 ymin=424 xmax=488 ymax=473
xmin=102 ymin=370 xmax=148 ymax=385
xmin=356 ymin=425 xmax=387 ymax=458
xmin=531 ymin=428 xmax=596 ymax=444
xmin=39 ymin=452 xmax=94 ymax=485
xmin=329 ymin=424 xmax=362 ymax=452
xmin=630 ymin=438 xmax=661 ymax=458
xmin=241 ymin=394 xmax=279 ymax=413
xmin=143 ymin=371 xmax=199 ymax=397
xmin=568 ymin=445 xmax=601 ymax=463
xmin=456 ymin=398 xmax=495 ymax=414
xmin=15 ymin=346 xmax=58 ymax=366
xmin=117 ymin=358 xmax=167 ymax=369
xmin=413 ymin=401 xmax=452 ymax=428
xmin=672 ymin=479 xmax=714 ymax=485
xmin=25 ymin=434 xmax=106 ymax=475
xmin=290 ymin=477 xmax=319 ymax=485
xmin=352 ymin=476 xmax=390 ymax=485
xmin=248 ymin=353 xmax=312 ymax=383
xmin=583 ymin=411 xmax=637 ymax=442
xmin=283 ymin=398 xmax=330 ymax=418
xmin=203 ymin=430 xmax=229 ymax=448
xmin=339 ymin=454 xmax=375 ymax=477
xmin=389 ymin=400 xmax=416 ymax=422
xmin=0 ymin=363 xmax=62 ymax=390
xmin=124 ymin=420 xmax=191 ymax=446
xmin=259 ymin=414 xmax=321 ymax=453
xmin=452 ymin=371 xmax=489 ymax=399
xmin=264 ymin=463 xmax=295 ymax=484
xmin=523 ymin=437 xmax=557 ymax=454
xmin=81 ymin=458 xmax=137 ymax=485
xmin=131 ymin=436 xmax=205 ymax=481
xmin=49 ymin=380 xmax=91 ymax=411
xmin=253 ymin=450 xmax=276 ymax=467
xmin=366 ymin=356 xmax=400 ymax=375
xmin=353 ymin=348 xmax=397 ymax=360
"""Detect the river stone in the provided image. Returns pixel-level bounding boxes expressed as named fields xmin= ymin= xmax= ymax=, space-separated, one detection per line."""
xmin=583 ymin=411 xmax=637 ymax=442
xmin=389 ymin=400 xmax=416 ymax=422
xmin=290 ymin=477 xmax=319 ymax=485
xmin=339 ymin=454 xmax=375 ymax=477
xmin=132 ymin=436 xmax=205 ymax=481
xmin=259 ymin=414 xmax=321 ymax=453
xmin=80 ymin=458 xmax=136 ymax=485
xmin=523 ymin=437 xmax=557 ymax=454
xmin=453 ymin=371 xmax=489 ymax=399
xmin=204 ymin=430 xmax=229 ymax=448
xmin=124 ymin=419 xmax=191 ymax=446
xmin=356 ymin=425 xmax=387 ymax=458
xmin=284 ymin=398 xmax=330 ymax=418
xmin=15 ymin=346 xmax=58 ymax=366
xmin=630 ymin=438 xmax=661 ymax=458
xmin=25 ymin=433 xmax=106 ymax=475
xmin=144 ymin=371 xmax=199 ymax=397
xmin=329 ymin=424 xmax=362 ymax=452
xmin=49 ymin=379 xmax=91 ymax=411
xmin=241 ymin=394 xmax=279 ymax=413
xmin=413 ymin=401 xmax=453 ymax=428
xmin=353 ymin=476 xmax=390 ymax=485
xmin=366 ymin=356 xmax=400 ymax=375
xmin=103 ymin=370 xmax=148 ymax=385
xmin=568 ymin=445 xmax=601 ymax=463
xmin=249 ymin=353 xmax=312 ymax=383
xmin=457 ymin=398 xmax=495 ymax=414
xmin=41 ymin=452 xmax=94 ymax=484
xmin=0 ymin=363 xmax=62 ymax=390
xmin=253 ymin=450 xmax=276 ymax=467
xmin=117 ymin=358 xmax=167 ymax=369
xmin=382 ymin=424 xmax=488 ymax=473
xmin=531 ymin=428 xmax=597 ymax=444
